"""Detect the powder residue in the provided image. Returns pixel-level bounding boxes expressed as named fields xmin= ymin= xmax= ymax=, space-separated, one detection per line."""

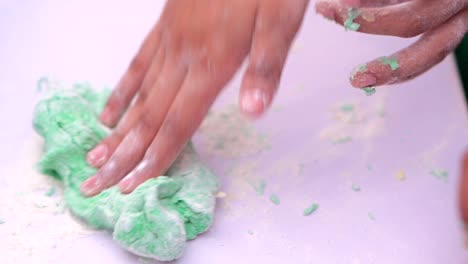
xmin=198 ymin=105 xmax=270 ymax=158
xmin=395 ymin=170 xmax=406 ymax=181
xmin=216 ymin=191 xmax=227 ymax=198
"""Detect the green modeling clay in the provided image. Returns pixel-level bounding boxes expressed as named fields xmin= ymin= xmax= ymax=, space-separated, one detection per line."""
xmin=344 ymin=8 xmax=361 ymax=31
xmin=362 ymin=87 xmax=376 ymax=96
xmin=269 ymin=194 xmax=280 ymax=205
xmin=33 ymin=81 xmax=219 ymax=261
xmin=380 ymin=56 xmax=399 ymax=70
xmin=303 ymin=204 xmax=319 ymax=216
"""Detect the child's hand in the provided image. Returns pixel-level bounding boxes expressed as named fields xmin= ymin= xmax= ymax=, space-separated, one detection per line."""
xmin=81 ymin=0 xmax=309 ymax=196
xmin=316 ymin=0 xmax=468 ymax=88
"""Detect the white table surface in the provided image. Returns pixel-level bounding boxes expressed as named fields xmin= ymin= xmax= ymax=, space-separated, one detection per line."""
xmin=1 ymin=1 xmax=468 ymax=263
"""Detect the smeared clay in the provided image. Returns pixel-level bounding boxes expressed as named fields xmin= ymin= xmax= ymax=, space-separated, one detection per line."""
xmin=379 ymin=56 xmax=400 ymax=71
xmin=344 ymin=8 xmax=361 ymax=31
xmin=33 ymin=81 xmax=219 ymax=261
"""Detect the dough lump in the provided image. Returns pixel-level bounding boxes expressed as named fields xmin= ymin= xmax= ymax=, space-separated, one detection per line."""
xmin=33 ymin=82 xmax=219 ymax=261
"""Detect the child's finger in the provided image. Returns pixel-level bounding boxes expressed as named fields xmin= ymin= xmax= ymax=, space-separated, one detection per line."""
xmin=240 ymin=0 xmax=309 ymax=117
xmin=100 ymin=24 xmax=162 ymax=127
xmin=350 ymin=8 xmax=468 ymax=88
xmin=87 ymin=48 xmax=167 ymax=168
xmin=315 ymin=0 xmax=465 ymax=38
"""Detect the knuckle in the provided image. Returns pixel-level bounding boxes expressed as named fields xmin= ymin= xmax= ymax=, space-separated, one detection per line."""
xmin=138 ymin=111 xmax=157 ymax=133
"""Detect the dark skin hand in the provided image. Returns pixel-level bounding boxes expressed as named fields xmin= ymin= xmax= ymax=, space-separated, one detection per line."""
xmin=81 ymin=0 xmax=467 ymax=202
xmin=316 ymin=0 xmax=468 ymax=88
xmin=316 ymin=0 xmax=468 ymax=233
xmin=80 ymin=0 xmax=310 ymax=196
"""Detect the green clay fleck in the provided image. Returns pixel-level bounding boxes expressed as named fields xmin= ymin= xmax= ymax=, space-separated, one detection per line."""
xmin=380 ymin=56 xmax=399 ymax=71
xmin=248 ymin=230 xmax=254 ymax=235
xmin=351 ymin=184 xmax=361 ymax=192
xmin=340 ymin=104 xmax=355 ymax=112
xmin=45 ymin=187 xmax=56 ymax=197
xmin=333 ymin=136 xmax=352 ymax=145
xmin=362 ymin=87 xmax=376 ymax=96
xmin=344 ymin=8 xmax=361 ymax=31
xmin=270 ymin=194 xmax=280 ymax=205
xmin=368 ymin=212 xmax=376 ymax=221
xmin=254 ymin=179 xmax=266 ymax=196
xmin=33 ymin=203 xmax=46 ymax=209
xmin=303 ymin=204 xmax=319 ymax=216
xmin=33 ymin=80 xmax=219 ymax=261
xmin=0 ymin=219 xmax=5 ymax=224
xmin=430 ymin=169 xmax=449 ymax=181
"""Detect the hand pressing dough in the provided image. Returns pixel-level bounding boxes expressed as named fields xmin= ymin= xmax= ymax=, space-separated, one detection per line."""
xmin=33 ymin=82 xmax=219 ymax=261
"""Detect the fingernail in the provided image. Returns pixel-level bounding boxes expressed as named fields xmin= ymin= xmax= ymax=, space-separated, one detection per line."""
xmin=100 ymin=108 xmax=112 ymax=126
xmin=241 ymin=89 xmax=269 ymax=116
xmin=80 ymin=176 xmax=99 ymax=196
xmin=87 ymin=144 xmax=108 ymax=167
xmin=353 ymin=73 xmax=377 ymax=88
xmin=118 ymin=177 xmax=134 ymax=194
